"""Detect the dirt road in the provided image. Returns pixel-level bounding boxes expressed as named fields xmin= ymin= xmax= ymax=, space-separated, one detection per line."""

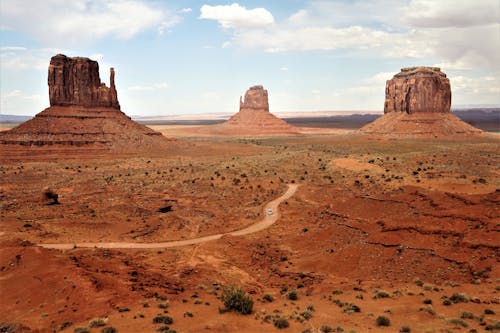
xmin=38 ymin=184 xmax=299 ymax=250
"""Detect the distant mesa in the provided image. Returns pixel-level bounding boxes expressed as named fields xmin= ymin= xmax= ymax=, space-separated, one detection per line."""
xmin=361 ymin=67 xmax=482 ymax=137
xmin=222 ymin=85 xmax=298 ymax=135
xmin=0 ymin=54 xmax=170 ymax=157
xmin=239 ymin=85 xmax=269 ymax=111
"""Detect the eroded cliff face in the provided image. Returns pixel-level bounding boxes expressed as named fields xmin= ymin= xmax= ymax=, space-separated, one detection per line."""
xmin=384 ymin=67 xmax=451 ymax=114
xmin=0 ymin=54 xmax=174 ymax=155
xmin=48 ymin=54 xmax=120 ymax=109
xmin=224 ymin=85 xmax=298 ymax=134
xmin=239 ymin=85 xmax=269 ymax=112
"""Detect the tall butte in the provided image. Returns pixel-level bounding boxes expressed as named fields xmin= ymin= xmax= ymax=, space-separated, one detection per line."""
xmin=222 ymin=85 xmax=298 ymax=134
xmin=360 ymin=67 xmax=482 ymax=137
xmin=0 ymin=54 xmax=171 ymax=157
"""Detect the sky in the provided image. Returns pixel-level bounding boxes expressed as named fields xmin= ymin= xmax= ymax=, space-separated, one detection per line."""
xmin=1 ymin=0 xmax=499 ymax=116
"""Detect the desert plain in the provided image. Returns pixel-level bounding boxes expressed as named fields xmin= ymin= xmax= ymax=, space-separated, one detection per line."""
xmin=1 ymin=125 xmax=499 ymax=332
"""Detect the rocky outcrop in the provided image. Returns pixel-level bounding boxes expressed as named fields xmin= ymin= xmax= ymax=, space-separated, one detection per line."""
xmin=361 ymin=67 xmax=482 ymax=137
xmin=48 ymin=54 xmax=120 ymax=109
xmin=239 ymin=85 xmax=269 ymax=111
xmin=223 ymin=85 xmax=298 ymax=135
xmin=384 ymin=67 xmax=451 ymax=114
xmin=0 ymin=54 xmax=173 ymax=156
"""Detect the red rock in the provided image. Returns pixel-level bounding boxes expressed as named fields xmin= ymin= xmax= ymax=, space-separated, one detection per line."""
xmin=384 ymin=67 xmax=451 ymax=114
xmin=0 ymin=54 xmax=172 ymax=156
xmin=48 ymin=54 xmax=120 ymax=109
xmin=239 ymin=85 xmax=269 ymax=111
xmin=361 ymin=67 xmax=482 ymax=137
xmin=223 ymin=85 xmax=298 ymax=135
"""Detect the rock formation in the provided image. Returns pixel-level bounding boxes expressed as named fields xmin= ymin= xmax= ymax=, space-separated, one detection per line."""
xmin=222 ymin=85 xmax=298 ymax=135
xmin=0 ymin=54 xmax=171 ymax=157
xmin=384 ymin=67 xmax=451 ymax=114
xmin=361 ymin=67 xmax=482 ymax=137
xmin=48 ymin=54 xmax=120 ymax=109
xmin=239 ymin=85 xmax=269 ymax=111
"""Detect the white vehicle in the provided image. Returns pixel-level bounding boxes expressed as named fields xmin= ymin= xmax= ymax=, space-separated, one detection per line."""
xmin=267 ymin=208 xmax=273 ymax=215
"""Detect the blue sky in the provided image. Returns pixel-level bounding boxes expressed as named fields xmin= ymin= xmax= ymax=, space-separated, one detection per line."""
xmin=1 ymin=0 xmax=499 ymax=116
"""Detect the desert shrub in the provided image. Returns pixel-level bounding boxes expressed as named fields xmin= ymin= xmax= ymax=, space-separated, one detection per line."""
xmin=447 ymin=318 xmax=468 ymax=327
xmin=413 ymin=278 xmax=424 ymax=287
xmin=274 ymin=318 xmax=289 ymax=329
xmin=300 ymin=311 xmax=312 ymax=320
xmin=460 ymin=311 xmax=474 ymax=319
xmin=485 ymin=322 xmax=500 ymax=330
xmin=220 ymin=285 xmax=253 ymax=315
xmin=442 ymin=298 xmax=452 ymax=306
xmin=287 ymin=290 xmax=298 ymax=301
xmin=101 ymin=327 xmax=117 ymax=333
xmin=158 ymin=302 xmax=169 ymax=309
xmin=399 ymin=326 xmax=411 ymax=333
xmin=484 ymin=309 xmax=495 ymax=315
xmin=152 ymin=316 xmax=173 ymax=324
xmin=343 ymin=303 xmax=360 ymax=313
xmin=419 ymin=306 xmax=436 ymax=315
xmin=74 ymin=328 xmax=90 ymax=333
xmin=263 ymin=294 xmax=274 ymax=302
xmin=374 ymin=290 xmax=390 ymax=299
xmin=423 ymin=298 xmax=432 ymax=304
xmin=88 ymin=318 xmax=106 ymax=328
xmin=320 ymin=326 xmax=333 ymax=333
xmin=449 ymin=293 xmax=469 ymax=303
xmin=376 ymin=316 xmax=391 ymax=327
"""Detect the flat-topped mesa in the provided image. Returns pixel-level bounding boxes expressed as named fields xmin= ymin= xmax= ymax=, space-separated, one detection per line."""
xmin=384 ymin=66 xmax=450 ymax=114
xmin=239 ymin=85 xmax=269 ymax=111
xmin=48 ymin=54 xmax=120 ymax=109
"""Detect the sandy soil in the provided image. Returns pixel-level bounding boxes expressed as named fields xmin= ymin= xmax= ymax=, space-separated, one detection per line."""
xmin=1 ymin=132 xmax=499 ymax=333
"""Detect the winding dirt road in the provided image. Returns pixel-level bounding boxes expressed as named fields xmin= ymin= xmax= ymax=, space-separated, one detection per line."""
xmin=39 ymin=184 xmax=299 ymax=250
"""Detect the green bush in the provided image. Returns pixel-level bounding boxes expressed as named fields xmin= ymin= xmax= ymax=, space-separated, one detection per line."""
xmin=374 ymin=290 xmax=390 ymax=299
xmin=287 ymin=290 xmax=298 ymax=301
xmin=274 ymin=318 xmax=289 ymax=329
xmin=447 ymin=318 xmax=468 ymax=327
xmin=74 ymin=328 xmax=90 ymax=333
xmin=220 ymin=285 xmax=254 ymax=315
xmin=101 ymin=327 xmax=117 ymax=333
xmin=449 ymin=293 xmax=469 ymax=303
xmin=88 ymin=318 xmax=106 ymax=328
xmin=399 ymin=326 xmax=411 ymax=333
xmin=152 ymin=316 xmax=173 ymax=324
xmin=376 ymin=316 xmax=391 ymax=327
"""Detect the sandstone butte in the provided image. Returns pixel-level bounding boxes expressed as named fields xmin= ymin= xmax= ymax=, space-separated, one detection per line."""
xmin=221 ymin=85 xmax=299 ymax=135
xmin=0 ymin=54 xmax=171 ymax=157
xmin=360 ymin=67 xmax=483 ymax=137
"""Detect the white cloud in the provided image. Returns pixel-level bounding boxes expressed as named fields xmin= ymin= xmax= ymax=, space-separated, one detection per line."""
xmin=279 ymin=67 xmax=289 ymax=71
xmin=405 ymin=0 xmax=499 ymax=28
xmin=0 ymin=47 xmax=68 ymax=70
xmin=128 ymin=82 xmax=169 ymax=91
xmin=0 ymin=0 xmax=180 ymax=45
xmin=199 ymin=3 xmax=274 ymax=29
xmin=213 ymin=0 xmax=499 ymax=74
xmin=179 ymin=8 xmax=192 ymax=13
xmin=0 ymin=90 xmax=48 ymax=115
xmin=0 ymin=46 xmax=27 ymax=51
